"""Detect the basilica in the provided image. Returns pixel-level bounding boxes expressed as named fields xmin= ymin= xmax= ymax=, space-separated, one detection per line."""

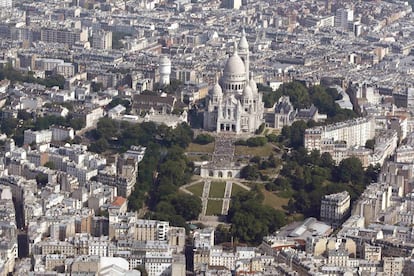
xmin=203 ymin=30 xmax=265 ymax=134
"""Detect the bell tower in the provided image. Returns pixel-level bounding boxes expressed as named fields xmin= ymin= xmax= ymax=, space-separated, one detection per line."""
xmin=238 ymin=29 xmax=250 ymax=81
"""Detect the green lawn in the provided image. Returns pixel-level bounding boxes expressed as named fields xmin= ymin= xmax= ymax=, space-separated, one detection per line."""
xmin=262 ymin=188 xmax=289 ymax=211
xmin=206 ymin=200 xmax=223 ymax=216
xmin=209 ymin=181 xmax=226 ymax=198
xmin=235 ymin=143 xmax=275 ymax=157
xmin=231 ymin=183 xmax=248 ymax=196
xmin=186 ymin=142 xmax=215 ymax=153
xmin=186 ymin=182 xmax=204 ymax=197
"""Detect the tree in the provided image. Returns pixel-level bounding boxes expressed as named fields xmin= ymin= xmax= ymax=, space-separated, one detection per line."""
xmin=287 ymin=199 xmax=295 ymax=214
xmin=44 ymin=161 xmax=55 ymax=170
xmin=321 ymin=152 xmax=335 ymax=169
xmin=17 ymin=110 xmax=32 ymax=121
xmin=365 ymin=163 xmax=381 ymax=183
xmin=246 ymin=136 xmax=268 ymax=147
xmin=309 ymin=85 xmax=337 ymax=117
xmin=42 ymin=74 xmax=65 ymax=89
xmin=0 ymin=118 xmax=18 ymax=136
xmin=68 ymin=117 xmax=85 ymax=130
xmin=215 ymin=224 xmax=231 ymax=244
xmin=95 ymin=118 xmax=119 ymax=140
xmin=281 ymin=81 xmax=310 ymax=109
xmin=240 ymin=165 xmax=260 ymax=180
xmin=365 ymin=139 xmax=375 ymax=150
xmin=335 ymin=157 xmax=364 ymax=184
xmin=89 ymin=138 xmax=109 ymax=153
xmin=294 ymin=190 xmax=311 ymax=213
xmin=228 ymin=190 xmax=286 ymax=244
xmin=194 ymin=133 xmax=215 ymax=145
xmin=35 ymin=173 xmax=48 ymax=187
xmin=34 ymin=115 xmax=66 ymax=130
xmin=287 ymin=120 xmax=307 ymax=149
xmin=170 ymin=194 xmax=202 ymax=221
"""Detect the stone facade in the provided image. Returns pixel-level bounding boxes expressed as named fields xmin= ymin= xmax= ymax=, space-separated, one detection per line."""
xmin=204 ymin=30 xmax=264 ymax=134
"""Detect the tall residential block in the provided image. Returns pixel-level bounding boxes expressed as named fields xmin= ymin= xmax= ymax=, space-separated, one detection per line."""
xmin=320 ymin=191 xmax=351 ymax=227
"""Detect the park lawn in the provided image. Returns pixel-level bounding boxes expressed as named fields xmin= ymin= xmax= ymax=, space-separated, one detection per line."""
xmin=186 ymin=182 xmax=204 ymax=197
xmin=262 ymin=188 xmax=289 ymax=211
xmin=206 ymin=200 xmax=223 ymax=216
xmin=234 ymin=143 xmax=275 ymax=157
xmin=187 ymin=154 xmax=211 ymax=162
xmin=231 ymin=183 xmax=248 ymax=196
xmin=186 ymin=142 xmax=215 ymax=153
xmin=209 ymin=182 xmax=226 ymax=198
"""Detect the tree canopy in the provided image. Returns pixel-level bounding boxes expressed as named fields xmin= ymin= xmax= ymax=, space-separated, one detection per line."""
xmin=0 ymin=65 xmax=65 ymax=89
xmin=89 ymin=118 xmax=200 ymax=228
xmin=273 ymin=149 xmax=379 ymax=218
xmin=194 ymin=133 xmax=215 ymax=145
xmin=261 ymin=82 xmax=357 ymax=123
xmin=228 ymin=188 xmax=286 ymax=244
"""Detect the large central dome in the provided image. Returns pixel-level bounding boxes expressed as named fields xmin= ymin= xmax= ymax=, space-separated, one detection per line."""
xmin=223 ymin=53 xmax=245 ymax=77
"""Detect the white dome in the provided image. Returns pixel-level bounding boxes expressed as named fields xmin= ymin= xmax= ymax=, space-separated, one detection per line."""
xmin=212 ymin=83 xmax=223 ymax=96
xmin=211 ymin=82 xmax=223 ymax=97
xmin=242 ymin=84 xmax=253 ymax=99
xmin=223 ymin=53 xmax=245 ymax=76
xmin=238 ymin=29 xmax=249 ymax=50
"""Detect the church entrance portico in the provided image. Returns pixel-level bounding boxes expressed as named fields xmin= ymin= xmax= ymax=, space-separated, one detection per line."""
xmin=219 ymin=123 xmax=236 ymax=132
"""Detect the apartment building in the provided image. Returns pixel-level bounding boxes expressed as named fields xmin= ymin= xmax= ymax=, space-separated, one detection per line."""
xmin=92 ymin=30 xmax=112 ymax=50
xmin=51 ymin=126 xmax=75 ymax=142
xmin=305 ymin=117 xmax=375 ymax=152
xmin=0 ymin=0 xmax=12 ymax=8
xmin=320 ymin=191 xmax=351 ymax=227
xmin=23 ymin=129 xmax=52 ymax=145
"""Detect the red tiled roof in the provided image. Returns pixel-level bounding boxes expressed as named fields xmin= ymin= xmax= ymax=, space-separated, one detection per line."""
xmin=111 ymin=196 xmax=126 ymax=207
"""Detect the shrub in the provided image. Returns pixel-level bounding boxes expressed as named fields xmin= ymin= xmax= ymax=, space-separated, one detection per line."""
xmin=246 ymin=136 xmax=268 ymax=147
xmin=194 ymin=133 xmax=215 ymax=145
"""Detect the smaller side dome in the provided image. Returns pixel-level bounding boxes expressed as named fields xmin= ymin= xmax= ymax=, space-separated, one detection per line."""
xmin=238 ymin=29 xmax=249 ymax=50
xmin=242 ymin=84 xmax=253 ymax=99
xmin=210 ymin=82 xmax=223 ymax=97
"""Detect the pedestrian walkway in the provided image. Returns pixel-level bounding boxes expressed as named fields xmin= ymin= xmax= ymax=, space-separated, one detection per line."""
xmin=222 ymin=181 xmax=233 ymax=215
xmin=200 ymin=180 xmax=211 ymax=217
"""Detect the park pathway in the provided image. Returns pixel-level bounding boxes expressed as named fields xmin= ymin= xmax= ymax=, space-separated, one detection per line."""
xmin=221 ymin=181 xmax=233 ymax=215
xmin=200 ymin=180 xmax=211 ymax=217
